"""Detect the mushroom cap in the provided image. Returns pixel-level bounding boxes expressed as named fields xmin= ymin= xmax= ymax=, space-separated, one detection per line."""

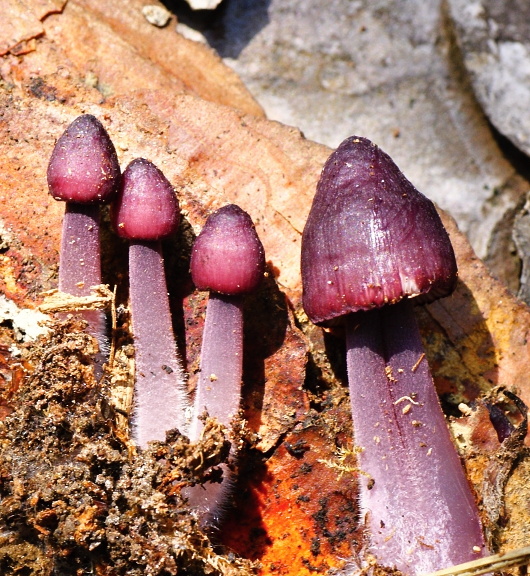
xmin=301 ymin=136 xmax=457 ymax=325
xmin=47 ymin=114 xmax=120 ymax=204
xmin=112 ymin=158 xmax=180 ymax=241
xmin=191 ymin=204 xmax=265 ymax=295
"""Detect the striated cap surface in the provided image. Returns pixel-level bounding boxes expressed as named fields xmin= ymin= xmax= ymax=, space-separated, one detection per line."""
xmin=301 ymin=136 xmax=457 ymax=325
xmin=191 ymin=204 xmax=265 ymax=295
xmin=47 ymin=114 xmax=120 ymax=204
xmin=112 ymin=158 xmax=180 ymax=240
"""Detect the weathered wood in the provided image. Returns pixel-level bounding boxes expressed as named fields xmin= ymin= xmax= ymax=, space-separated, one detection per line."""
xmin=1 ymin=1 xmax=529 ymax=574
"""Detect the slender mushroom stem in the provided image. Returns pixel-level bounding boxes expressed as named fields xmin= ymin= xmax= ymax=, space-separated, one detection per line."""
xmin=59 ymin=205 xmax=107 ymax=364
xmin=346 ymin=300 xmax=486 ymax=574
xmin=187 ymin=294 xmax=244 ymax=441
xmin=128 ymin=241 xmax=189 ymax=447
xmin=185 ymin=294 xmax=244 ymax=525
xmin=48 ymin=114 xmax=120 ymax=378
xmin=59 ymin=204 xmax=100 ymax=295
xmin=112 ymin=158 xmax=189 ymax=447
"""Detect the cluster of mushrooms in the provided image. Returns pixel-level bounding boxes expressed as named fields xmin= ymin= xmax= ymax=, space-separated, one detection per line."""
xmin=47 ymin=115 xmax=488 ymax=574
xmin=47 ymin=114 xmax=264 ymax=526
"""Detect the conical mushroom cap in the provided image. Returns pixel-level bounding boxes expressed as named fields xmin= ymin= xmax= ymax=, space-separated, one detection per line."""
xmin=112 ymin=158 xmax=180 ymax=241
xmin=301 ymin=136 xmax=457 ymax=325
xmin=191 ymin=204 xmax=265 ymax=295
xmin=47 ymin=114 xmax=120 ymax=204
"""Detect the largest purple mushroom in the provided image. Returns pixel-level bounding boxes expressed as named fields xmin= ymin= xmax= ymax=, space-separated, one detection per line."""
xmin=301 ymin=136 xmax=487 ymax=574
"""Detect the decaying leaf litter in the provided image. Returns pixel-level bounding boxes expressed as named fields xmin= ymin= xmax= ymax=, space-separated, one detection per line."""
xmin=0 ymin=312 xmax=255 ymax=576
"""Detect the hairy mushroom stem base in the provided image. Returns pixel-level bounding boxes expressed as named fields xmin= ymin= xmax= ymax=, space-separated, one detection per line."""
xmin=188 ymin=294 xmax=243 ymax=440
xmin=129 ymin=241 xmax=188 ymax=448
xmin=186 ymin=293 xmax=244 ymax=526
xmin=59 ymin=204 xmax=108 ymax=377
xmin=345 ymin=299 xmax=487 ymax=575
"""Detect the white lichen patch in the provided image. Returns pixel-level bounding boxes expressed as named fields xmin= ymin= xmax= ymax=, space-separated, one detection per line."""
xmin=0 ymin=295 xmax=50 ymax=342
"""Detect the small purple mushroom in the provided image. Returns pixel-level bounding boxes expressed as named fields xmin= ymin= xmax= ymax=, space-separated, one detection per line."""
xmin=301 ymin=136 xmax=487 ymax=574
xmin=186 ymin=204 xmax=265 ymax=525
xmin=112 ymin=158 xmax=189 ymax=448
xmin=47 ymin=114 xmax=120 ymax=377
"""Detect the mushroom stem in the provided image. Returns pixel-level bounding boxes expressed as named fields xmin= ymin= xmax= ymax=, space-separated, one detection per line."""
xmin=188 ymin=293 xmax=243 ymax=441
xmin=346 ymin=299 xmax=486 ymax=575
xmin=59 ymin=204 xmax=108 ymax=375
xmin=186 ymin=293 xmax=243 ymax=525
xmin=129 ymin=241 xmax=188 ymax=448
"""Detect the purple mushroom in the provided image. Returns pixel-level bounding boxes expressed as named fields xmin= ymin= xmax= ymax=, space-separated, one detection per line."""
xmin=112 ymin=158 xmax=189 ymax=448
xmin=185 ymin=204 xmax=265 ymax=525
xmin=301 ymin=136 xmax=487 ymax=574
xmin=47 ymin=114 xmax=120 ymax=377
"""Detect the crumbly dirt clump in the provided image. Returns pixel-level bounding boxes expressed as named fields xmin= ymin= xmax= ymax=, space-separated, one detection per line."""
xmin=0 ymin=319 xmax=255 ymax=576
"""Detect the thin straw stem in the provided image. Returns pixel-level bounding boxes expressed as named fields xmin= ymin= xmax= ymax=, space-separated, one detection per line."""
xmin=425 ymin=545 xmax=530 ymax=576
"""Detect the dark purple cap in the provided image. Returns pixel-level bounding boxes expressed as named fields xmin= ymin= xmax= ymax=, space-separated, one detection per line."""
xmin=191 ymin=204 xmax=265 ymax=295
xmin=301 ymin=136 xmax=457 ymax=325
xmin=112 ymin=158 xmax=180 ymax=241
xmin=47 ymin=114 xmax=120 ymax=204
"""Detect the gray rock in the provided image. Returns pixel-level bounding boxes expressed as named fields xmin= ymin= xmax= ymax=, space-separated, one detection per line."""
xmin=176 ymin=0 xmax=530 ymax=290
xmin=513 ymin=193 xmax=530 ymax=304
xmin=448 ymin=0 xmax=530 ymax=157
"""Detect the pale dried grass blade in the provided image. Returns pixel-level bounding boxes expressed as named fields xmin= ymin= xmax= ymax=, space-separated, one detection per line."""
xmin=39 ymin=284 xmax=113 ymax=313
xmin=424 ymin=545 xmax=530 ymax=576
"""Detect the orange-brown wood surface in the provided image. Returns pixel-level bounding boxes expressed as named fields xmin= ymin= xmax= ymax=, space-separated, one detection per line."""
xmin=1 ymin=1 xmax=530 ymax=574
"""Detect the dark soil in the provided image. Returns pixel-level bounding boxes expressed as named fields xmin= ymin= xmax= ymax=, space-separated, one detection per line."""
xmin=0 ymin=318 xmax=255 ymax=576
